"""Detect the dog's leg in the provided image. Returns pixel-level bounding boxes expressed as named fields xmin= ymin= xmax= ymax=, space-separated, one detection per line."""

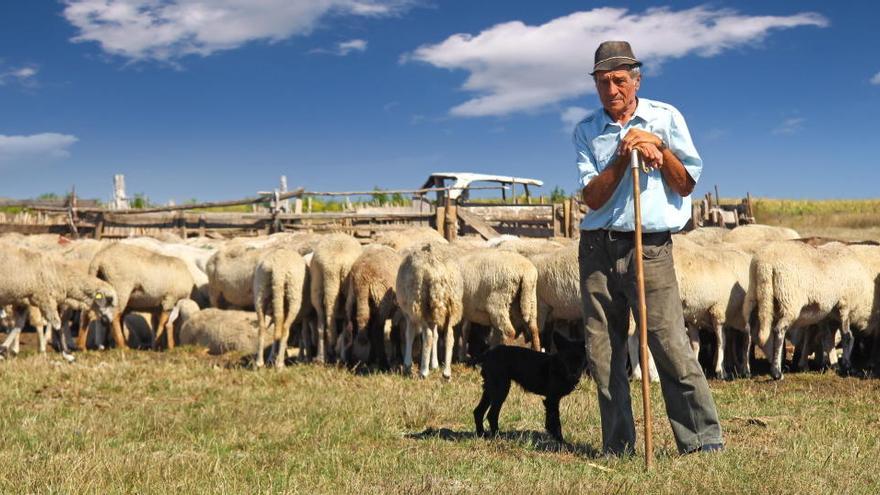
xmin=473 ymin=386 xmax=492 ymax=438
xmin=486 ymin=379 xmax=511 ymax=437
xmin=543 ymin=396 xmax=563 ymax=443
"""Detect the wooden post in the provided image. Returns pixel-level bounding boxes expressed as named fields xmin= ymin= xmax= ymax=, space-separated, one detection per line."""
xmin=435 ymin=206 xmax=445 ymax=236
xmin=714 ymin=185 xmax=721 ymax=208
xmin=746 ymin=192 xmax=754 ymax=221
xmin=562 ymin=200 xmax=572 ymax=238
xmin=198 ymin=214 xmax=207 ymax=237
xmin=444 ymin=196 xmax=457 ymax=242
xmin=552 ymin=204 xmax=562 ymax=237
xmin=94 ymin=213 xmax=104 ymax=240
xmin=178 ymin=212 xmax=187 ymax=239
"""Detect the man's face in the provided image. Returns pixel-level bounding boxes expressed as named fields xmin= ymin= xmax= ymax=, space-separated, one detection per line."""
xmin=594 ymin=67 xmax=640 ymax=116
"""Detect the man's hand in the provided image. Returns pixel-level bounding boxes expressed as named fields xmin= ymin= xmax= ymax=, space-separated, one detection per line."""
xmin=620 ymin=128 xmax=664 ymax=169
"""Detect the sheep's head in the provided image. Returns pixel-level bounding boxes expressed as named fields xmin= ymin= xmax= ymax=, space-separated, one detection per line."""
xmin=90 ymin=286 xmax=118 ymax=323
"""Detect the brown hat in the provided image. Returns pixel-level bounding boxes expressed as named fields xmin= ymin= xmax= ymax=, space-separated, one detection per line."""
xmin=590 ymin=40 xmax=642 ymax=75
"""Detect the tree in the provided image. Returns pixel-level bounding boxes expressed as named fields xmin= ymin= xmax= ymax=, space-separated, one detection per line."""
xmin=132 ymin=193 xmax=149 ymax=209
xmin=550 ymin=186 xmax=567 ymax=202
xmin=371 ymin=186 xmax=389 ymax=205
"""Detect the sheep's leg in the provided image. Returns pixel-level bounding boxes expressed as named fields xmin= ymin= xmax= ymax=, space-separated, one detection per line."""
xmin=109 ymin=313 xmax=128 ymax=350
xmin=37 ymin=324 xmax=48 ymax=355
xmin=442 ymin=322 xmax=455 ymax=379
xmin=152 ymin=311 xmax=171 ymax=351
xmin=713 ymin=321 xmax=726 ymax=380
xmin=54 ymin=320 xmax=75 ymax=363
xmin=739 ymin=331 xmax=752 ymax=378
xmin=76 ymin=311 xmax=90 ymax=351
xmin=458 ymin=321 xmax=471 ymax=362
xmin=94 ymin=319 xmax=107 ymax=350
xmin=769 ymin=323 xmax=788 ymax=381
xmin=686 ymin=324 xmax=700 ymax=358
xmin=430 ymin=325 xmax=440 ymax=371
xmin=255 ymin=306 xmax=267 ymax=368
xmin=838 ymin=313 xmax=854 ymax=376
xmin=527 ymin=317 xmax=542 ymax=352
xmin=275 ymin=317 xmax=291 ymax=371
xmin=298 ymin=320 xmax=312 ymax=363
xmin=314 ymin=313 xmax=327 ymax=364
xmin=419 ymin=323 xmax=433 ymax=379
xmin=628 ymin=331 xmax=659 ymax=383
xmin=402 ymin=316 xmax=415 ymax=375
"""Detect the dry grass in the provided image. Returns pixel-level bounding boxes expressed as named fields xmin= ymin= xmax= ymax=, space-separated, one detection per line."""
xmin=1 ymin=346 xmax=879 ymax=494
xmin=750 ymin=198 xmax=880 ymax=242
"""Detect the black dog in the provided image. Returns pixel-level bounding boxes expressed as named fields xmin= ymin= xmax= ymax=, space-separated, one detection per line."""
xmin=473 ymin=332 xmax=587 ymax=443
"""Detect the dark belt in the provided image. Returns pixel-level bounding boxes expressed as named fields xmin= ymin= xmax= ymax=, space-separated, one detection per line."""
xmin=591 ymin=229 xmax=671 ymax=246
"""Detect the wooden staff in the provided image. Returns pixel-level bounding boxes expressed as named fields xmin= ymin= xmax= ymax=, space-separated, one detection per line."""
xmin=630 ymin=148 xmax=654 ymax=469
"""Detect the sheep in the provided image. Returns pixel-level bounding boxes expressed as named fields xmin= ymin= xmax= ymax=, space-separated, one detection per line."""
xmin=341 ymin=245 xmax=402 ymax=369
xmin=88 ymin=243 xmax=193 ymax=350
xmin=175 ymin=299 xmax=260 ymax=355
xmin=395 ymin=243 xmax=463 ymax=378
xmin=0 ymin=245 xmax=117 ymax=361
xmin=722 ymin=224 xmax=799 ymax=244
xmin=122 ymin=237 xmax=215 ymax=307
xmin=252 ymin=247 xmax=309 ymax=368
xmin=373 ymin=227 xmax=447 ymax=252
xmin=308 ymin=234 xmax=363 ymax=363
xmin=742 ymin=241 xmax=873 ymax=380
xmin=487 ymin=235 xmax=568 ymax=257
xmin=455 ymin=249 xmax=542 ymax=360
xmin=206 ymin=242 xmax=265 ymax=309
xmin=674 ymin=241 xmax=752 ymax=379
xmin=683 ymin=227 xmax=726 ymax=246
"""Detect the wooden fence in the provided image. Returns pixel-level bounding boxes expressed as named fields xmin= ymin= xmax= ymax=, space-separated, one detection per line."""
xmin=0 ymin=188 xmax=583 ymax=241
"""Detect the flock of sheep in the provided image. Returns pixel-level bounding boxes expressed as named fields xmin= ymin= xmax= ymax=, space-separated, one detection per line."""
xmin=1 ymin=223 xmax=878 ymax=382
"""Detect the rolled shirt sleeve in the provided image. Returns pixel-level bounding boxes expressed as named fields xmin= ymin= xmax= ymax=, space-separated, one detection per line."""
xmin=667 ymin=106 xmax=702 ymax=185
xmin=574 ymin=125 xmax=599 ymax=191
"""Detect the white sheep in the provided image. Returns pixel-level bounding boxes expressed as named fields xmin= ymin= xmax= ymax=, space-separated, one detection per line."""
xmin=395 ymin=243 xmax=463 ymax=378
xmin=122 ymin=237 xmax=215 ymax=307
xmin=674 ymin=240 xmax=752 ymax=379
xmin=742 ymin=241 xmax=872 ymax=380
xmin=341 ymin=245 xmax=402 ymax=368
xmin=373 ymin=227 xmax=447 ymax=252
xmin=308 ymin=234 xmax=363 ymax=363
xmin=175 ymin=299 xmax=260 ymax=355
xmin=455 ymin=249 xmax=542 ymax=358
xmin=722 ymin=224 xmax=799 ymax=244
xmin=88 ymin=243 xmax=193 ymax=350
xmin=0 ymin=244 xmax=117 ymax=360
xmin=206 ymin=242 xmax=265 ymax=309
xmin=252 ymin=247 xmax=309 ymax=368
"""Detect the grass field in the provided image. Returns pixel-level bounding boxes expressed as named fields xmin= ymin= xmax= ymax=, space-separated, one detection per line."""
xmin=750 ymin=198 xmax=880 ymax=242
xmin=1 ymin=347 xmax=879 ymax=494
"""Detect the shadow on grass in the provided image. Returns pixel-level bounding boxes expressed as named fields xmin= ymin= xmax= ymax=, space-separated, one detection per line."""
xmin=406 ymin=427 xmax=601 ymax=458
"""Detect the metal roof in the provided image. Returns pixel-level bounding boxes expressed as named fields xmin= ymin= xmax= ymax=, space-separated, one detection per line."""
xmin=421 ymin=172 xmax=543 ymax=199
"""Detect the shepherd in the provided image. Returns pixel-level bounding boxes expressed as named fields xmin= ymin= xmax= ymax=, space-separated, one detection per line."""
xmin=574 ymin=41 xmax=724 ymax=456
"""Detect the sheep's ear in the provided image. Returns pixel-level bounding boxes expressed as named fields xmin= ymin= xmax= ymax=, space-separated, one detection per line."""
xmin=94 ymin=293 xmax=104 ymax=300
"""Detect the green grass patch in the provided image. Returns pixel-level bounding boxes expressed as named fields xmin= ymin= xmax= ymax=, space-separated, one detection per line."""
xmin=0 ymin=349 xmax=878 ymax=493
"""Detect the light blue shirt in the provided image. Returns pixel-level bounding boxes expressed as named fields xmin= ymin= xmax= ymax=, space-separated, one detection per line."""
xmin=574 ymin=97 xmax=702 ymax=233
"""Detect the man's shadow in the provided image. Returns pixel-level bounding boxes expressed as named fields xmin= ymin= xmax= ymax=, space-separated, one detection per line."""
xmin=406 ymin=427 xmax=601 ymax=458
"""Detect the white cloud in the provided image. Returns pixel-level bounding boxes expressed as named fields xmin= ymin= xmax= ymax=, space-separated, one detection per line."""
xmin=561 ymin=106 xmax=590 ymax=133
xmin=63 ymin=0 xmax=410 ymax=62
xmin=406 ymin=6 xmax=828 ymax=117
xmin=772 ymin=117 xmax=804 ymax=135
xmin=0 ymin=133 xmax=79 ymax=163
xmin=871 ymin=72 xmax=880 ymax=85
xmin=0 ymin=65 xmax=38 ymax=86
xmin=337 ymin=38 xmax=367 ymax=55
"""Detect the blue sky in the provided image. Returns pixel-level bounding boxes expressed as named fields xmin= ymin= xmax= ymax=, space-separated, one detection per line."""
xmin=1 ymin=0 xmax=877 ymax=204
